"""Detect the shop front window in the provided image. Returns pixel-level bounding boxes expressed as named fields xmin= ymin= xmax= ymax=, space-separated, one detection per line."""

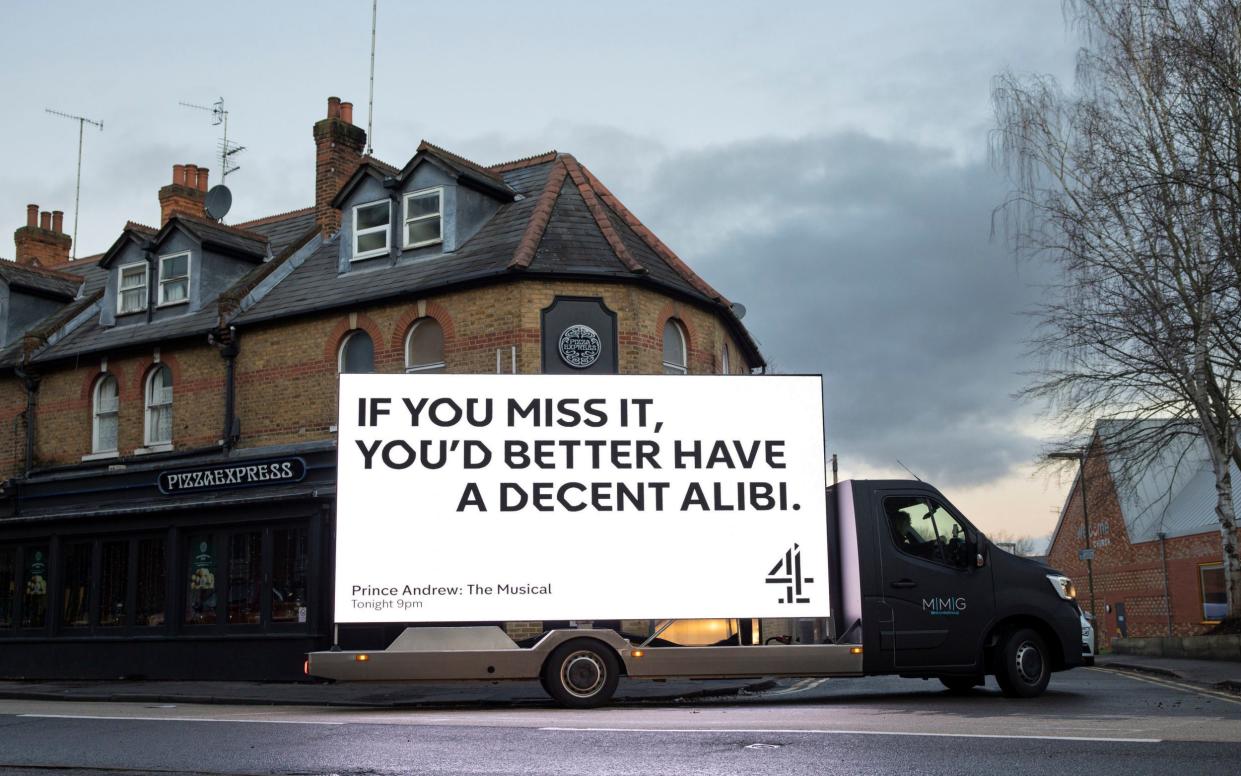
xmin=0 ymin=547 xmax=14 ymax=627
xmin=272 ymin=526 xmax=309 ymax=623
xmin=185 ymin=534 xmax=217 ymax=625
xmin=99 ymin=541 xmax=128 ymax=627
xmin=228 ymin=531 xmax=262 ymax=625
xmin=136 ymin=537 xmax=166 ymax=627
xmin=22 ymin=545 xmax=48 ymax=628
xmin=62 ymin=543 xmax=92 ymax=627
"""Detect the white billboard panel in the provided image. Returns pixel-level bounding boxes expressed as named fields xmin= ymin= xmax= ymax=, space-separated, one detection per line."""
xmin=334 ymin=374 xmax=828 ymax=623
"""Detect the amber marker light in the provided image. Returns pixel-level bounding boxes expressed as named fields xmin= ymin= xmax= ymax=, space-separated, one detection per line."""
xmin=631 ymin=650 xmax=645 ymax=658
xmin=850 ymin=647 xmax=863 ymax=655
xmin=356 ymin=654 xmax=370 ymax=662
xmin=303 ymin=659 xmax=309 ymax=675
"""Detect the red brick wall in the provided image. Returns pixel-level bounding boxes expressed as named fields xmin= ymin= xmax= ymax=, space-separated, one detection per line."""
xmin=1047 ymin=447 xmax=1236 ymax=650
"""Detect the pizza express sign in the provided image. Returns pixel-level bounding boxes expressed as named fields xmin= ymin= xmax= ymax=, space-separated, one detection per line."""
xmin=558 ymin=324 xmax=602 ymax=369
xmin=158 ymin=458 xmax=307 ymax=495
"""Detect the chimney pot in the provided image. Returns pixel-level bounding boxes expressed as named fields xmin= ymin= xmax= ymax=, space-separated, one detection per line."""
xmin=26 ymin=204 xmax=37 ymax=227
xmin=328 ymin=96 xmax=341 ymax=120
xmin=185 ymin=164 xmax=198 ymax=188
xmin=198 ymin=167 xmax=209 ymax=192
xmin=173 ymin=164 xmax=185 ymax=186
xmin=52 ymin=210 xmax=64 ymax=233
xmin=39 ymin=211 xmax=51 ymax=230
xmin=340 ymin=102 xmax=354 ymax=125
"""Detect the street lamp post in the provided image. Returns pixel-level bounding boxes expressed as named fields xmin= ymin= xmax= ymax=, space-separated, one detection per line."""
xmin=1050 ymin=450 xmax=1098 ymax=633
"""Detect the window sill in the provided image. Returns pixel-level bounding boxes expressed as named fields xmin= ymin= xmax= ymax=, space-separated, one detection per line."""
xmin=350 ymin=247 xmax=390 ymax=262
xmin=133 ymin=443 xmax=174 ymax=456
xmin=156 ymin=299 xmax=189 ymax=309
xmin=402 ymin=238 xmax=444 ymax=251
xmin=81 ymin=451 xmax=119 ymax=462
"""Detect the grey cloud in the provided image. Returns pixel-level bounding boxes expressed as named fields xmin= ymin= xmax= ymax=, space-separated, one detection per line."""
xmin=622 ymin=133 xmax=1051 ymax=486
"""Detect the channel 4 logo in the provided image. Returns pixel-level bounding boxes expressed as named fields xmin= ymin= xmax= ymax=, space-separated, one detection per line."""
xmin=766 ymin=543 xmax=812 ymax=604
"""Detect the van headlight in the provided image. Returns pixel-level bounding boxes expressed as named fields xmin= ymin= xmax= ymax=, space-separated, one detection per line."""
xmin=1047 ymin=574 xmax=1077 ymax=601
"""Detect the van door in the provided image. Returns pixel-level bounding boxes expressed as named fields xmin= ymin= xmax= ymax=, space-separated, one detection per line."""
xmin=876 ymin=492 xmax=993 ymax=670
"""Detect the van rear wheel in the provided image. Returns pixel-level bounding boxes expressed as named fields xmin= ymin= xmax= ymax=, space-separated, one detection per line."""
xmin=994 ymin=628 xmax=1050 ymax=698
xmin=542 ymin=639 xmax=619 ymax=709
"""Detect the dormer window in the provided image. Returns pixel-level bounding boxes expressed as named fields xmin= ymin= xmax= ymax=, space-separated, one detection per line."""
xmin=402 ymin=188 xmax=443 ymax=249
xmin=352 ymin=199 xmax=391 ymax=260
xmin=158 ymin=251 xmax=190 ymax=306
xmin=117 ymin=262 xmax=148 ymax=315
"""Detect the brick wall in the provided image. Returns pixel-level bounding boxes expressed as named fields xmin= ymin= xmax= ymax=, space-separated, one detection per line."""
xmin=31 ymin=343 xmax=225 ymax=467
xmin=1047 ymin=447 xmax=1237 ymax=650
xmin=234 ymin=279 xmax=750 ymax=449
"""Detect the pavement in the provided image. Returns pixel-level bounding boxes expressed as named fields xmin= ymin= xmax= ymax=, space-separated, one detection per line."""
xmin=1095 ymin=654 xmax=1241 ymax=693
xmin=0 ymin=654 xmax=1235 ymax=709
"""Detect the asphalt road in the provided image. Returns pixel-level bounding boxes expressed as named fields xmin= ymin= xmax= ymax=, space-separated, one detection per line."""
xmin=0 ymin=667 xmax=1238 ymax=775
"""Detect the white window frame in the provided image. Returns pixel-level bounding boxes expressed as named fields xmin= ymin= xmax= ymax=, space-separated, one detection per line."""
xmin=721 ymin=344 xmax=731 ymax=375
xmin=157 ymin=251 xmax=191 ymax=307
xmin=402 ymin=187 xmax=445 ymax=249
xmin=91 ymin=374 xmax=119 ymax=455
xmin=662 ymin=319 xmax=688 ymax=375
xmin=404 ymin=318 xmax=446 ymax=373
xmin=144 ymin=365 xmax=174 ymax=448
xmin=116 ymin=261 xmax=149 ymax=315
xmin=351 ymin=198 xmax=392 ymax=261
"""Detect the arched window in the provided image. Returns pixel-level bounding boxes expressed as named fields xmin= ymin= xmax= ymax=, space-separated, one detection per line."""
xmin=144 ymin=365 xmax=173 ymax=447
xmin=92 ymin=374 xmax=119 ymax=454
xmin=338 ymin=330 xmax=374 ymax=374
xmin=721 ymin=344 xmax=731 ymax=375
xmin=405 ymin=318 xmax=445 ymax=373
xmin=662 ymin=319 xmax=688 ymax=375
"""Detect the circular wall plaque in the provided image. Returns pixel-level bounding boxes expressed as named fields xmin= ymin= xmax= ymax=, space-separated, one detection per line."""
xmin=558 ymin=324 xmax=602 ymax=368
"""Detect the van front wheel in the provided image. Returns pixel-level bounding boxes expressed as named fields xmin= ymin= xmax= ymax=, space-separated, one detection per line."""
xmin=542 ymin=639 xmax=620 ymax=708
xmin=994 ymin=628 xmax=1050 ymax=698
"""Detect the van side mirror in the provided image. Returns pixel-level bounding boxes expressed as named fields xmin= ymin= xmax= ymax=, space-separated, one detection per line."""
xmin=969 ymin=536 xmax=986 ymax=568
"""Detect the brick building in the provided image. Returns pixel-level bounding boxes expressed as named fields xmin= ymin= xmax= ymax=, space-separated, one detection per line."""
xmin=1047 ymin=421 xmax=1240 ymax=651
xmin=0 ymin=96 xmax=765 ymax=679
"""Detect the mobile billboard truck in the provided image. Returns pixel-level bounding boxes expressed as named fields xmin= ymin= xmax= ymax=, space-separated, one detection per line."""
xmin=308 ymin=375 xmax=1083 ymax=707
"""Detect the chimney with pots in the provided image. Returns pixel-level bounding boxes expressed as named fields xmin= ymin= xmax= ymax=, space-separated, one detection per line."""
xmin=159 ymin=163 xmax=209 ymax=223
xmin=313 ymin=96 xmax=367 ymax=234
xmin=13 ymin=203 xmax=72 ymax=268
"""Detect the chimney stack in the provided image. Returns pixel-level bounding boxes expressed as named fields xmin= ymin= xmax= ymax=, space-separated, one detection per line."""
xmin=313 ymin=95 xmax=367 ymax=235
xmin=13 ymin=203 xmax=72 ymax=267
xmin=159 ymin=163 xmax=209 ymax=223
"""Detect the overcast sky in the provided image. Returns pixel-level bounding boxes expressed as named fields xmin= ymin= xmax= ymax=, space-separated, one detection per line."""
xmin=1 ymin=1 xmax=1083 ymax=542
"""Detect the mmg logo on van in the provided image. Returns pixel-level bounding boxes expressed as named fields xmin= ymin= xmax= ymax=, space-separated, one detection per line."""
xmin=922 ymin=596 xmax=967 ymax=616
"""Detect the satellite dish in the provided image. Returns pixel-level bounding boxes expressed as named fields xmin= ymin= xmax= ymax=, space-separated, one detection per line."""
xmin=730 ymin=302 xmax=747 ymax=320
xmin=204 ymin=184 xmax=232 ymax=221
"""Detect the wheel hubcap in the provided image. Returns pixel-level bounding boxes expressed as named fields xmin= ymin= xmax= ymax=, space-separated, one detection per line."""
xmin=1014 ymin=641 xmax=1043 ymax=684
xmin=561 ymin=651 xmax=605 ymax=697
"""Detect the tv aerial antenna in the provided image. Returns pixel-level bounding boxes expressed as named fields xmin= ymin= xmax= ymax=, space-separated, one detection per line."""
xmin=179 ymin=97 xmax=245 ymax=181
xmin=366 ymin=0 xmax=378 ymax=155
xmin=44 ymin=108 xmax=104 ymax=260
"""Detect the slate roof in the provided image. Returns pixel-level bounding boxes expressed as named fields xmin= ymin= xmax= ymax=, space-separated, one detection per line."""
xmin=235 ymin=208 xmax=316 ymax=254
xmin=13 ymin=145 xmax=762 ymax=368
xmin=26 ymin=209 xmax=313 ymax=365
xmin=0 ymin=259 xmax=81 ymax=299
xmin=234 ymin=151 xmax=758 ymax=363
xmin=1050 ymin=420 xmax=1241 ymax=546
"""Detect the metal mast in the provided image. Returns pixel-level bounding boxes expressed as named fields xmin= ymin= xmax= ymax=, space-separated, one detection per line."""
xmin=44 ymin=108 xmax=103 ymax=260
xmin=366 ymin=0 xmax=378 ymax=155
xmin=179 ymin=98 xmax=244 ymax=181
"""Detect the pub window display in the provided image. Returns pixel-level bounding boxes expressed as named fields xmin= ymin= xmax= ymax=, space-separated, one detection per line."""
xmin=0 ymin=547 xmax=15 ymax=627
xmin=61 ymin=542 xmax=92 ymax=627
xmin=22 ymin=545 xmax=48 ymax=628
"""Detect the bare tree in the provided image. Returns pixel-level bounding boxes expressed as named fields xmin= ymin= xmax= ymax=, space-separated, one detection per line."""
xmin=993 ymin=0 xmax=1241 ymax=618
